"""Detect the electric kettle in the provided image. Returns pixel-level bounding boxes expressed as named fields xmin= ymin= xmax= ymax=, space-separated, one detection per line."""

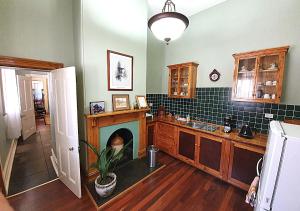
xmin=239 ymin=124 xmax=254 ymax=139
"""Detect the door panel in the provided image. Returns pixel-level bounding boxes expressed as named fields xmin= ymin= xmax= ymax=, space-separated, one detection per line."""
xmin=17 ymin=76 xmax=36 ymax=140
xmin=51 ymin=67 xmax=81 ymax=198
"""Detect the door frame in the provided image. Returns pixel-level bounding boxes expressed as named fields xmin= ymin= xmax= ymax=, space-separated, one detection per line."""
xmin=0 ymin=55 xmax=64 ymax=195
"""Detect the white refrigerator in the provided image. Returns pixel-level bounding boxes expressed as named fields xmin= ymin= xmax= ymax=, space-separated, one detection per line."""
xmin=255 ymin=121 xmax=300 ymax=211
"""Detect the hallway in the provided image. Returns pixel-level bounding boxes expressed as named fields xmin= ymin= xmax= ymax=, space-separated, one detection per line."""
xmin=8 ymin=120 xmax=57 ymax=195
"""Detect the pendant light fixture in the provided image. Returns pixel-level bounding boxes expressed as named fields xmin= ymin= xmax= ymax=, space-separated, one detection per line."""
xmin=148 ymin=0 xmax=189 ymax=44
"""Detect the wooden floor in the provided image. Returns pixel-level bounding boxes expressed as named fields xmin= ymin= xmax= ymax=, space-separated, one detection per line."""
xmin=8 ymin=152 xmax=252 ymax=211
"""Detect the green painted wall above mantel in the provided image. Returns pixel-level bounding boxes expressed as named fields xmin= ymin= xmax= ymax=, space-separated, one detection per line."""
xmin=147 ymin=0 xmax=300 ymax=105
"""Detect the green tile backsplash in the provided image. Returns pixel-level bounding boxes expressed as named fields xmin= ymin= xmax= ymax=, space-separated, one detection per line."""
xmin=147 ymin=88 xmax=300 ymax=134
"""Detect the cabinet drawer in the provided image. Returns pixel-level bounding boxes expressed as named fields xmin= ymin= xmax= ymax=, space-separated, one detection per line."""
xmin=156 ymin=137 xmax=175 ymax=155
xmin=157 ymin=123 xmax=175 ymax=139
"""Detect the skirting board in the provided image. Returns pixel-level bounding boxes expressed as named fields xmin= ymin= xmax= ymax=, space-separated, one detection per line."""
xmin=50 ymin=148 xmax=58 ymax=177
xmin=3 ymin=139 xmax=17 ymax=193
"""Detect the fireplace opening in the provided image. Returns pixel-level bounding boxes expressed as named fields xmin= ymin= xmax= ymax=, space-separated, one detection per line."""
xmin=106 ymin=128 xmax=133 ymax=166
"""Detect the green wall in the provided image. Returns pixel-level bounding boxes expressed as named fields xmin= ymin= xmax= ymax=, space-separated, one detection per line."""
xmin=0 ymin=0 xmax=75 ymax=66
xmin=147 ymin=0 xmax=300 ymax=105
xmin=81 ymin=0 xmax=148 ymax=113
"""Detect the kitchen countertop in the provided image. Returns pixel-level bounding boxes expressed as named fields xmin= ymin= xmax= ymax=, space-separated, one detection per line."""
xmin=147 ymin=116 xmax=267 ymax=148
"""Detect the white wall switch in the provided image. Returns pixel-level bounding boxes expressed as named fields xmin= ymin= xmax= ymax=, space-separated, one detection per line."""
xmin=265 ymin=113 xmax=274 ymax=119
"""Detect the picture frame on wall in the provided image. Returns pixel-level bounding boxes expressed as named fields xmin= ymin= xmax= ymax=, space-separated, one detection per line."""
xmin=112 ymin=94 xmax=130 ymax=111
xmin=107 ymin=50 xmax=133 ymax=91
xmin=135 ymin=95 xmax=148 ymax=109
xmin=89 ymin=101 xmax=105 ymax=115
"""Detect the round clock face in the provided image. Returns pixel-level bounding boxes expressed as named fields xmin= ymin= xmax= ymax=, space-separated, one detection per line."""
xmin=209 ymin=69 xmax=221 ymax=82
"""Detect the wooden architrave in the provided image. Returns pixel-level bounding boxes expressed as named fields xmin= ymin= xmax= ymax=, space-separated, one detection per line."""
xmin=0 ymin=55 xmax=64 ymax=195
xmin=0 ymin=55 xmax=64 ymax=71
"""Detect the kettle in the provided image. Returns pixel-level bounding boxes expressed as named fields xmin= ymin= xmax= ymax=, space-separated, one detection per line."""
xmin=239 ymin=124 xmax=254 ymax=139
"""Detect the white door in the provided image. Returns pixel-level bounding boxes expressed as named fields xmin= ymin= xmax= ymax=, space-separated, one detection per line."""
xmin=50 ymin=67 xmax=81 ymax=198
xmin=17 ymin=76 xmax=36 ymax=140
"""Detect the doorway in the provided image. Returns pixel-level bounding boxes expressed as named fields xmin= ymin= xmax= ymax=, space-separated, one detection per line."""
xmin=0 ymin=56 xmax=81 ymax=199
xmin=0 ymin=68 xmax=58 ymax=196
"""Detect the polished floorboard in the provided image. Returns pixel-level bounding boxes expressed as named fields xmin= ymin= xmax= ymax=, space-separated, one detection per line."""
xmin=8 ymin=152 xmax=252 ymax=211
xmin=8 ymin=120 xmax=57 ymax=195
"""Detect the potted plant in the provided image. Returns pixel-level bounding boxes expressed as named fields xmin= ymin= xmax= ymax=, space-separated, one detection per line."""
xmin=81 ymin=139 xmax=132 ymax=197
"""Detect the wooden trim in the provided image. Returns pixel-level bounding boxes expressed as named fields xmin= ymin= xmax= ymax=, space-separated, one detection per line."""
xmin=0 ymin=56 xmax=63 ymax=70
xmin=167 ymin=62 xmax=199 ymax=68
xmin=107 ymin=50 xmax=133 ymax=91
xmin=85 ymin=108 xmax=149 ymax=119
xmin=232 ymin=46 xmax=289 ymax=58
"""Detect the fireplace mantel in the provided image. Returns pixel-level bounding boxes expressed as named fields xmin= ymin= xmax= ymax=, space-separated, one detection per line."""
xmin=85 ymin=109 xmax=149 ymax=176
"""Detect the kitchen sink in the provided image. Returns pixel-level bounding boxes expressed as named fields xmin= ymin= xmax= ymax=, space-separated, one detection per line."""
xmin=185 ymin=121 xmax=219 ymax=132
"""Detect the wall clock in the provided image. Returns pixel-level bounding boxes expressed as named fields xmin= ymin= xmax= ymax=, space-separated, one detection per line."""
xmin=209 ymin=69 xmax=221 ymax=82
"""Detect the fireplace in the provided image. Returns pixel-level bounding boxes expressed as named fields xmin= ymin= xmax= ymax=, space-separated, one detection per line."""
xmin=85 ymin=109 xmax=149 ymax=176
xmin=106 ymin=128 xmax=133 ymax=166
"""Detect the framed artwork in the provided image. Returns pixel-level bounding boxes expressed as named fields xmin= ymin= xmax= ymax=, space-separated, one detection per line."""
xmin=90 ymin=101 xmax=105 ymax=115
xmin=135 ymin=95 xmax=148 ymax=109
xmin=112 ymin=94 xmax=130 ymax=111
xmin=107 ymin=50 xmax=133 ymax=91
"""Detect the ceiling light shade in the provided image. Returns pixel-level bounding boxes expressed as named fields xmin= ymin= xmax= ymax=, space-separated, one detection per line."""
xmin=148 ymin=0 xmax=189 ymax=44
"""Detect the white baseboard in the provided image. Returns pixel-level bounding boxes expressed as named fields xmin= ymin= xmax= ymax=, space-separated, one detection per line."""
xmin=50 ymin=148 xmax=58 ymax=177
xmin=3 ymin=139 xmax=17 ymax=193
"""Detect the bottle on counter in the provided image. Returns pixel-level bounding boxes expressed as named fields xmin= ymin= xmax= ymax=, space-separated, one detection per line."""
xmin=186 ymin=114 xmax=190 ymax=123
xmin=224 ymin=116 xmax=233 ymax=133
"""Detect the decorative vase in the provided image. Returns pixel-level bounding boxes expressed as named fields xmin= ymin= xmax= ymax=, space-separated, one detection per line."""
xmin=95 ymin=173 xmax=117 ymax=197
xmin=111 ymin=135 xmax=124 ymax=157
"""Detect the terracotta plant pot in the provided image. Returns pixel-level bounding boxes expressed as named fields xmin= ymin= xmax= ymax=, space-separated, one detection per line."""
xmin=95 ymin=173 xmax=117 ymax=197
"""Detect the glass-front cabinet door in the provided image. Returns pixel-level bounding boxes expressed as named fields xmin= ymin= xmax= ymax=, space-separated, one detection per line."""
xmin=234 ymin=57 xmax=257 ymax=99
xmin=255 ymin=54 xmax=280 ymax=102
xmin=178 ymin=66 xmax=189 ymax=97
xmin=169 ymin=68 xmax=179 ymax=97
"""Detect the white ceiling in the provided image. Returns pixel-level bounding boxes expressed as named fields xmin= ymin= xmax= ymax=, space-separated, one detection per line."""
xmin=147 ymin=0 xmax=228 ymax=17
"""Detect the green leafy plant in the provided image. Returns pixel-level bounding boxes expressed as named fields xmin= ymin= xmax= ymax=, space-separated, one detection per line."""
xmin=81 ymin=139 xmax=132 ymax=185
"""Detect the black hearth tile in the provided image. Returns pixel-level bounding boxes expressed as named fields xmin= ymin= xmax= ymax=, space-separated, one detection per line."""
xmin=295 ymin=106 xmax=300 ymax=112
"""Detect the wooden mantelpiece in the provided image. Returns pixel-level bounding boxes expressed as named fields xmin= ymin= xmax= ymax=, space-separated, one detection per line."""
xmin=85 ymin=109 xmax=149 ymax=176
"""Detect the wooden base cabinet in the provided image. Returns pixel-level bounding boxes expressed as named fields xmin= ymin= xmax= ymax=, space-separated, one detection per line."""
xmin=228 ymin=142 xmax=264 ymax=191
xmin=196 ymin=133 xmax=223 ymax=178
xmin=155 ymin=122 xmax=177 ymax=156
xmin=146 ymin=123 xmax=155 ymax=146
xmin=177 ymin=128 xmax=197 ymax=165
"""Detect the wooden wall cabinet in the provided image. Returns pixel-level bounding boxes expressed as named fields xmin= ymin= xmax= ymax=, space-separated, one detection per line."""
xmin=232 ymin=46 xmax=289 ymax=103
xmin=228 ymin=142 xmax=264 ymax=191
xmin=196 ymin=133 xmax=224 ymax=178
xmin=167 ymin=62 xmax=198 ymax=98
xmin=177 ymin=128 xmax=197 ymax=165
xmin=155 ymin=122 xmax=177 ymax=156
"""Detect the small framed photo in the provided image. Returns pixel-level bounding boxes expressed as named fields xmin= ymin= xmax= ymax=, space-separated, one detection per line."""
xmin=112 ymin=94 xmax=130 ymax=111
xmin=135 ymin=95 xmax=148 ymax=109
xmin=107 ymin=50 xmax=133 ymax=91
xmin=89 ymin=101 xmax=105 ymax=115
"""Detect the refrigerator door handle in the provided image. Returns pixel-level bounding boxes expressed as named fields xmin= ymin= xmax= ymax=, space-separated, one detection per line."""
xmin=257 ymin=157 xmax=263 ymax=176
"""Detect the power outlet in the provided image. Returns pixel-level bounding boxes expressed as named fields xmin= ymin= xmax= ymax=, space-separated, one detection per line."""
xmin=265 ymin=113 xmax=274 ymax=119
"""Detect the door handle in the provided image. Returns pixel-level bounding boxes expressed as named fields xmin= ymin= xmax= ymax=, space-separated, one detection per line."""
xmin=257 ymin=157 xmax=263 ymax=176
xmin=69 ymin=147 xmax=74 ymax=151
